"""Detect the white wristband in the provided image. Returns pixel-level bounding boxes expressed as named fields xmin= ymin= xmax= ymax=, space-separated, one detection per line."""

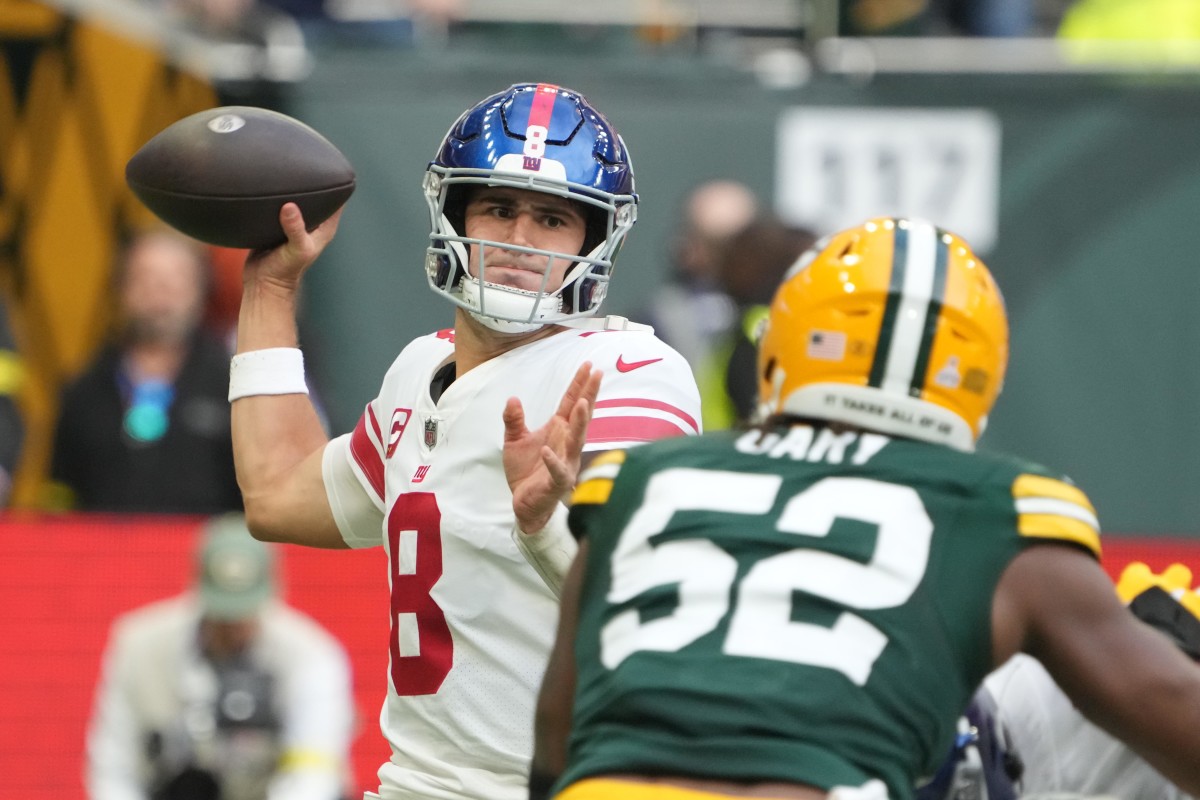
xmin=512 ymin=503 xmax=577 ymax=599
xmin=229 ymin=347 xmax=309 ymax=401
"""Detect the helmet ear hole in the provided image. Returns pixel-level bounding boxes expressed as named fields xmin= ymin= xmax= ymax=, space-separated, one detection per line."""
xmin=442 ymin=185 xmax=468 ymax=240
xmin=763 ymin=357 xmax=777 ymax=384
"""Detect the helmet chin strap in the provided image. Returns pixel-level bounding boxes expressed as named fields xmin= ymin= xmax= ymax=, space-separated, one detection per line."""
xmin=460 ymin=278 xmax=561 ymax=334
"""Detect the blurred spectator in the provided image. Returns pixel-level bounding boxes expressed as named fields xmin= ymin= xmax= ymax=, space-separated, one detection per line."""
xmin=841 ymin=0 xmax=1033 ymax=36
xmin=938 ymin=0 xmax=1033 ymax=36
xmin=48 ymin=228 xmax=242 ymax=514
xmin=703 ymin=215 xmax=815 ymax=429
xmin=640 ymin=179 xmax=758 ymax=375
xmin=164 ymin=0 xmax=310 ymax=106
xmin=840 ymin=0 xmax=932 ymax=35
xmin=0 ymin=292 xmax=24 ymax=506
xmin=86 ymin=513 xmax=355 ymax=800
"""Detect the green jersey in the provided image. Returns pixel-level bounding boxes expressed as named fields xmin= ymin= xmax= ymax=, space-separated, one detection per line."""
xmin=561 ymin=425 xmax=1100 ymax=800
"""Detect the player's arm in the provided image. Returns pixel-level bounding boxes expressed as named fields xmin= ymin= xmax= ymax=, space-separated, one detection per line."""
xmin=531 ymin=536 xmax=589 ymax=800
xmin=232 ymin=203 xmax=344 ymax=548
xmin=994 ymin=543 xmax=1200 ymax=796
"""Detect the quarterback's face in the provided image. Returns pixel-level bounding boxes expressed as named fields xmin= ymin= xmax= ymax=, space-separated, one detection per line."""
xmin=463 ymin=187 xmax=587 ymax=293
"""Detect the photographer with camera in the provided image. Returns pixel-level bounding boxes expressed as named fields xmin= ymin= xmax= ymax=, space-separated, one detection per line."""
xmin=86 ymin=514 xmax=355 ymax=800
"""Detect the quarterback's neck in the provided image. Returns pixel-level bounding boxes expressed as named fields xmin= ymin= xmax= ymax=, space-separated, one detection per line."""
xmin=452 ymin=308 xmax=564 ymax=377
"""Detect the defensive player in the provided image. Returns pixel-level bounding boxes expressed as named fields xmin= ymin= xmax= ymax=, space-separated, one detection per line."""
xmin=920 ymin=562 xmax=1200 ymax=800
xmin=229 ymin=84 xmax=701 ymax=800
xmin=532 ymin=217 xmax=1200 ymax=800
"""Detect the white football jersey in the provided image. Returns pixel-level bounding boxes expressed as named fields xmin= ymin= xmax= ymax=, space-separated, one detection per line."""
xmin=322 ymin=321 xmax=700 ymax=800
xmin=984 ymin=654 xmax=1192 ymax=800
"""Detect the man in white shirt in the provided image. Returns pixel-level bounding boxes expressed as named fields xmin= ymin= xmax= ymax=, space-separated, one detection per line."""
xmin=86 ymin=514 xmax=354 ymax=800
xmin=227 ymin=83 xmax=701 ymax=800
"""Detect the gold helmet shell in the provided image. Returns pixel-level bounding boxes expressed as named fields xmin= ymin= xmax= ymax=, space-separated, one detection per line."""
xmin=756 ymin=218 xmax=1009 ymax=450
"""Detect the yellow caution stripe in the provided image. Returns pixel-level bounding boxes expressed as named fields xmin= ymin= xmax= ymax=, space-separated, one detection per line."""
xmin=1013 ymin=474 xmax=1100 ymax=556
xmin=0 ymin=350 xmax=23 ymax=395
xmin=278 ymin=748 xmax=339 ymax=772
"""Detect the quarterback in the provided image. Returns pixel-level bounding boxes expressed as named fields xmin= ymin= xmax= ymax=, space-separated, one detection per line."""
xmin=533 ymin=218 xmax=1200 ymax=800
xmin=228 ymin=84 xmax=700 ymax=800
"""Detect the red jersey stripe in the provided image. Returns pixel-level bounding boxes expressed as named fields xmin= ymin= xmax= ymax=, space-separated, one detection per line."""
xmin=594 ymin=398 xmax=700 ymax=434
xmin=350 ymin=405 xmax=385 ymax=501
xmin=586 ymin=415 xmax=690 ymax=444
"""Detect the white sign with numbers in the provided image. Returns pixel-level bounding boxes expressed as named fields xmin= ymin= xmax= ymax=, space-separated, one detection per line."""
xmin=775 ymin=107 xmax=1001 ymax=253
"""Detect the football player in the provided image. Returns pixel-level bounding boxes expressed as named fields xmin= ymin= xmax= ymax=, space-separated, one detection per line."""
xmin=228 ymin=84 xmax=701 ymax=800
xmin=532 ymin=218 xmax=1200 ymax=800
xmin=919 ymin=561 xmax=1200 ymax=800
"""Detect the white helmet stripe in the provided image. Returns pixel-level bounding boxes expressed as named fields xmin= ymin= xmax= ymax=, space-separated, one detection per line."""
xmin=880 ymin=220 xmax=940 ymax=396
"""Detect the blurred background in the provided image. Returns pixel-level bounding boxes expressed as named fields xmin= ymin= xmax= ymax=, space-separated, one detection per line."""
xmin=4 ymin=0 xmax=1200 ymax=795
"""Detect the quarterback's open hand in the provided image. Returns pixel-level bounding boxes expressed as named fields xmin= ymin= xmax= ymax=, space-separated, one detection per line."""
xmin=244 ymin=202 xmax=344 ymax=294
xmin=503 ymin=362 xmax=601 ymax=533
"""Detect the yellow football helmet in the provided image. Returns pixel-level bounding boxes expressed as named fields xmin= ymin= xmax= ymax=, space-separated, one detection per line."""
xmin=756 ymin=217 xmax=1009 ymax=451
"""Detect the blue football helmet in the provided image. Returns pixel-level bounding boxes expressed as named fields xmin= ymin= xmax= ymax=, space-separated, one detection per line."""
xmin=424 ymin=82 xmax=638 ymax=333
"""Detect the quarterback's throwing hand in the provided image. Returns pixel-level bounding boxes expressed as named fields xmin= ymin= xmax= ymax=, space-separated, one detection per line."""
xmin=244 ymin=202 xmax=344 ymax=293
xmin=503 ymin=362 xmax=601 ymax=533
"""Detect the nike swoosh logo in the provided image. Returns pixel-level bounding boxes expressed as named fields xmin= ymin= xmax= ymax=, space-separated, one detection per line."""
xmin=616 ymin=356 xmax=664 ymax=373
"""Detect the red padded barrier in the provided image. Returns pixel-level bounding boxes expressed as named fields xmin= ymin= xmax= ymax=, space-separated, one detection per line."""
xmin=1 ymin=513 xmax=1198 ymax=797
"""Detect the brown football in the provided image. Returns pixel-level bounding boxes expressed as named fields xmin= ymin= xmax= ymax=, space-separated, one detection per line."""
xmin=126 ymin=106 xmax=356 ymax=249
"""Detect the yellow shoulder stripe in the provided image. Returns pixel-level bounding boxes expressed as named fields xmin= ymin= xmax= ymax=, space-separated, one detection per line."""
xmin=572 ymin=477 xmax=614 ymax=507
xmin=1013 ymin=473 xmax=1101 ymax=557
xmin=572 ymin=450 xmax=627 ymax=507
xmin=1017 ymin=514 xmax=1101 ymax=557
xmin=587 ymin=449 xmax=627 ymax=471
xmin=1013 ymin=474 xmax=1095 ymax=514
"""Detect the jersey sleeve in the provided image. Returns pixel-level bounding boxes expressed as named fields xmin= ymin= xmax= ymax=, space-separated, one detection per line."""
xmin=584 ymin=333 xmax=702 ymax=452
xmin=321 ymin=401 xmax=387 ymax=549
xmin=567 ymin=449 xmax=627 ymax=540
xmin=1011 ymin=473 xmax=1101 ymax=558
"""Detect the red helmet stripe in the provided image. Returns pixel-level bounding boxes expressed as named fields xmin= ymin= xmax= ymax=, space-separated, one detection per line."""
xmin=528 ymin=83 xmax=560 ymax=132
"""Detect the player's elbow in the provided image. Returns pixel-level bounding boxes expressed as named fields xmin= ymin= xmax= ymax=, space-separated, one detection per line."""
xmin=242 ymin=496 xmax=290 ymax=543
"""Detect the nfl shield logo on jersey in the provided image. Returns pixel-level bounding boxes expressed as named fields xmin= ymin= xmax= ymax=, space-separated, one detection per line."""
xmin=423 ymin=416 xmax=439 ymax=449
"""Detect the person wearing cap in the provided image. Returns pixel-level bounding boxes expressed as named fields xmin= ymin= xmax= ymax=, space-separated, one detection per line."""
xmin=85 ymin=514 xmax=355 ymax=800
